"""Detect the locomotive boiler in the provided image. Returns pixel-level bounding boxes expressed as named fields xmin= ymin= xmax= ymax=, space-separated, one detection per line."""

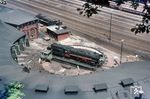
xmin=47 ymin=43 xmax=105 ymax=66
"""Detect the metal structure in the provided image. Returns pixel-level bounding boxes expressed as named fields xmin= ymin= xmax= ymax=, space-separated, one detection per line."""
xmin=48 ymin=43 xmax=105 ymax=66
xmin=120 ymin=39 xmax=124 ymax=64
xmin=40 ymin=43 xmax=106 ymax=70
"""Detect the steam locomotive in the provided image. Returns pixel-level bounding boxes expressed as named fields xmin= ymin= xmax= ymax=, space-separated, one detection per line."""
xmin=47 ymin=43 xmax=105 ymax=66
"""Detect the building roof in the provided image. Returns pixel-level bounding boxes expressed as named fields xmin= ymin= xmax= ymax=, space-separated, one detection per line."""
xmin=0 ymin=20 xmax=25 ymax=65
xmin=0 ymin=20 xmax=150 ymax=99
xmin=0 ymin=6 xmax=37 ymax=26
xmin=47 ymin=25 xmax=70 ymax=35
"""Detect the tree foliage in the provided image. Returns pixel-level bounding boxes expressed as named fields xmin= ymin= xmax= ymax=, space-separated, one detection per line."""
xmin=7 ymin=82 xmax=24 ymax=99
xmin=1 ymin=82 xmax=25 ymax=99
xmin=77 ymin=0 xmax=150 ymax=34
xmin=77 ymin=0 xmax=109 ymax=17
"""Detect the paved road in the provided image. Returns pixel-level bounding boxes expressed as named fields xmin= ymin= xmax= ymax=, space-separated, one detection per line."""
xmin=7 ymin=0 xmax=150 ymax=59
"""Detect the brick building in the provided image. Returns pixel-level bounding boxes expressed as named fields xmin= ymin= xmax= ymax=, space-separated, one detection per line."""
xmin=0 ymin=6 xmax=39 ymax=40
xmin=47 ymin=25 xmax=70 ymax=41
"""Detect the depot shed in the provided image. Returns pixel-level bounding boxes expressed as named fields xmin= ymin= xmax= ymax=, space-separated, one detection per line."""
xmin=0 ymin=6 xmax=39 ymax=40
xmin=47 ymin=25 xmax=70 ymax=41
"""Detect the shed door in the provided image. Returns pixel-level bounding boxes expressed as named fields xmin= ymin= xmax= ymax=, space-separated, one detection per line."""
xmin=29 ymin=28 xmax=37 ymax=39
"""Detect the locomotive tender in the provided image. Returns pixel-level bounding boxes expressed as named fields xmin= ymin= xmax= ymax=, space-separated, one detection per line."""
xmin=47 ymin=43 xmax=105 ymax=66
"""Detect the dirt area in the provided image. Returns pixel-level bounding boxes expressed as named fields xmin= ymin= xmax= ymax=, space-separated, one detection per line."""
xmin=42 ymin=61 xmax=92 ymax=76
xmin=59 ymin=35 xmax=140 ymax=69
xmin=17 ymin=26 xmax=141 ymax=76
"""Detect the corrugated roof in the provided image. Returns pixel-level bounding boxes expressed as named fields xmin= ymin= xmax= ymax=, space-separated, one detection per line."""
xmin=0 ymin=6 xmax=37 ymax=25
xmin=0 ymin=20 xmax=24 ymax=42
xmin=0 ymin=20 xmax=25 ymax=65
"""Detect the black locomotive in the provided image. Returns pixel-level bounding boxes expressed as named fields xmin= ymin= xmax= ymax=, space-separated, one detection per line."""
xmin=48 ymin=43 xmax=104 ymax=66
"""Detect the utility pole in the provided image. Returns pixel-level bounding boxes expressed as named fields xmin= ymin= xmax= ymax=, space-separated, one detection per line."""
xmin=109 ymin=13 xmax=112 ymax=41
xmin=120 ymin=39 xmax=124 ymax=64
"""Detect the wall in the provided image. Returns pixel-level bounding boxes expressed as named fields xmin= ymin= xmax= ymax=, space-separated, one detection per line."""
xmin=57 ymin=33 xmax=69 ymax=41
xmin=20 ymin=21 xmax=39 ymax=40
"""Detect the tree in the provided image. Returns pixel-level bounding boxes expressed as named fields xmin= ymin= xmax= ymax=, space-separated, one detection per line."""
xmin=2 ymin=82 xmax=25 ymax=99
xmin=77 ymin=0 xmax=150 ymax=34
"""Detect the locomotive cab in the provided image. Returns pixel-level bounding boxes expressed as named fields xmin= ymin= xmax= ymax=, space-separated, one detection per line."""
xmin=40 ymin=50 xmax=52 ymax=61
xmin=98 ymin=54 xmax=105 ymax=66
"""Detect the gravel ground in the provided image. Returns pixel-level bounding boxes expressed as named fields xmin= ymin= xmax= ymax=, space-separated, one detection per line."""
xmin=17 ymin=33 xmax=140 ymax=76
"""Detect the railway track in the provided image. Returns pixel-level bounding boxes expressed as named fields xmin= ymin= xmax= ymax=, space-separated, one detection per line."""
xmin=46 ymin=0 xmax=142 ymax=21
xmin=45 ymin=0 xmax=150 ymax=41
xmin=8 ymin=0 xmax=150 ymax=58
xmin=24 ymin=0 xmax=150 ymax=41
